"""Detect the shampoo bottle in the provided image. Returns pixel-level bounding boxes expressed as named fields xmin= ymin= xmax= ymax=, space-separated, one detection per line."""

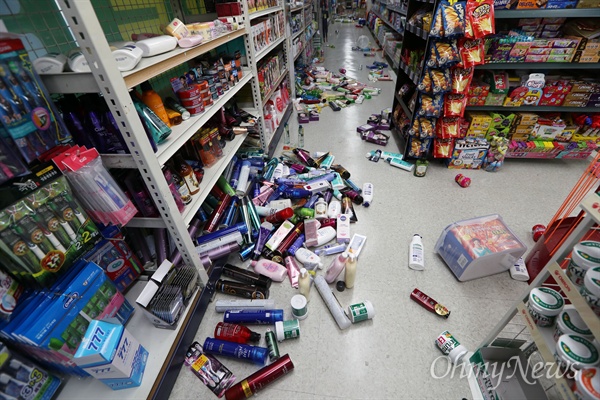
xmin=251 ymin=259 xmax=287 ymax=282
xmin=132 ymin=96 xmax=172 ymax=144
xmin=325 ymin=252 xmax=349 ymax=283
xmin=295 ymin=247 xmax=323 ymax=270
xmin=345 ymin=254 xmax=357 ymax=288
xmin=298 ymin=268 xmax=311 ymax=300
xmin=409 ymin=234 xmax=424 ymax=270
xmin=314 ymin=196 xmax=328 ymax=219
xmin=141 ymin=81 xmax=171 ymax=127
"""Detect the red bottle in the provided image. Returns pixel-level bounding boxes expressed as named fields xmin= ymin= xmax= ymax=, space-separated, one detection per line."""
xmin=265 ymin=207 xmax=294 ymax=224
xmin=214 ymin=322 xmax=261 ymax=344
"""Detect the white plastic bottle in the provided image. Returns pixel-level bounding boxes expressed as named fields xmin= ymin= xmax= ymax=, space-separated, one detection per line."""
xmin=299 ymin=268 xmax=311 ymax=301
xmin=345 ymin=254 xmax=357 ymax=288
xmin=362 ymin=183 xmax=373 ymax=207
xmin=295 ymin=247 xmax=323 ymax=269
xmin=67 ymin=49 xmax=90 ymax=72
xmin=314 ymin=197 xmax=328 ymax=219
xmin=33 ymin=53 xmax=67 ymax=74
xmin=315 ymin=226 xmax=336 ymax=246
xmin=111 ymin=44 xmax=143 ymax=71
xmin=325 ymin=252 xmax=349 ymax=283
xmin=251 ymin=259 xmax=287 ymax=281
xmin=409 ymin=234 xmax=424 ymax=270
xmin=327 ymin=198 xmax=341 ymax=218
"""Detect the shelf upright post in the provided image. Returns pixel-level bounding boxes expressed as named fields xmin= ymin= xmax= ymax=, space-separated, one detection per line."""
xmin=56 ymin=0 xmax=208 ymax=285
xmin=243 ymin=0 xmax=269 ymax=150
xmin=287 ymin=1 xmax=298 ymax=99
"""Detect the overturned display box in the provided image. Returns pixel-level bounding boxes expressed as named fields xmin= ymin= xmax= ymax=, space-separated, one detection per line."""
xmin=435 ymin=214 xmax=526 ymax=281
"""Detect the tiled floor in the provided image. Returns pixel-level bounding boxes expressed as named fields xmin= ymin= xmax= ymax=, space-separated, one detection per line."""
xmin=169 ymin=23 xmax=589 ymax=399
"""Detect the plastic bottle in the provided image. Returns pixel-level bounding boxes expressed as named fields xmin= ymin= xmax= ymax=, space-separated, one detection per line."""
xmin=299 ymin=268 xmax=311 ymax=300
xmin=214 ymin=322 xmax=261 ymax=344
xmin=314 ymin=197 xmax=328 ymax=219
xmin=111 ymin=44 xmax=143 ymax=71
xmin=345 ymin=254 xmax=357 ymax=288
xmin=223 ymin=309 xmax=284 ymax=324
xmin=409 ymin=234 xmax=424 ymax=270
xmin=362 ymin=183 xmax=373 ymax=207
xmin=174 ymin=154 xmax=200 ymax=195
xmin=298 ymin=125 xmax=304 ymax=147
xmin=251 ymin=259 xmax=287 ymax=281
xmin=132 ymin=97 xmax=172 ymax=144
xmin=141 ymin=81 xmax=171 ymax=127
xmin=325 ymin=252 xmax=349 ymax=283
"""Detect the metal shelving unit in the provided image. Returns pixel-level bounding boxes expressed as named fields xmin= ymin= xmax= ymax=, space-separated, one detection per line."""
xmin=474 ymin=191 xmax=600 ymax=400
xmin=3 ymin=0 xmax=294 ymax=399
xmin=496 ymin=8 xmax=600 ymax=19
xmin=466 ymin=105 xmax=600 ymax=113
xmin=477 ymin=62 xmax=600 ymax=70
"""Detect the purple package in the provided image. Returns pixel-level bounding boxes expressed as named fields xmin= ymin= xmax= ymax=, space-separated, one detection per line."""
xmin=185 ymin=341 xmax=236 ymax=398
xmin=363 ymin=130 xmax=390 ymax=146
xmin=357 ymin=124 xmax=375 ymax=133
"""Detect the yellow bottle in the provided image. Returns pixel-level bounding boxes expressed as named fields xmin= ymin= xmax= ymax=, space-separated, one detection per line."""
xmin=141 ymin=81 xmax=171 ymax=127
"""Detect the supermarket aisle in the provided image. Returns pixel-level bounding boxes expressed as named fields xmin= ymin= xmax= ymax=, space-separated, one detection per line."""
xmin=170 ymin=23 xmax=588 ymax=399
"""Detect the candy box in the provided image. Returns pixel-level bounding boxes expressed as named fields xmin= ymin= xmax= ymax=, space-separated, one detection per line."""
xmin=435 ymin=214 xmax=527 ymax=281
xmin=577 ymin=0 xmax=600 ymax=7
xmin=546 ymin=0 xmax=579 ymax=7
xmin=516 ymin=0 xmax=547 ymax=9
xmin=466 ymin=112 xmax=493 ymax=132
xmin=493 ymin=0 xmax=513 ymax=8
xmin=74 ymin=320 xmax=148 ymax=390
xmin=362 ymin=130 xmax=390 ymax=146
xmin=446 ymin=139 xmax=489 ymax=169
xmin=485 ymin=93 xmax=506 ymax=106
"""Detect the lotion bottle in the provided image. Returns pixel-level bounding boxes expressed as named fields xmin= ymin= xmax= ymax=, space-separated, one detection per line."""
xmin=295 ymin=247 xmax=323 ymax=269
xmin=325 ymin=252 xmax=348 ymax=283
xmin=409 ymin=234 xmax=424 ymax=270
xmin=345 ymin=254 xmax=357 ymax=288
xmin=298 ymin=268 xmax=311 ymax=301
xmin=314 ymin=196 xmax=328 ymax=219
xmin=251 ymin=259 xmax=287 ymax=282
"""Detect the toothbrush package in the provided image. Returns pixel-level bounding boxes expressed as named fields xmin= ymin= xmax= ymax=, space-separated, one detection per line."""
xmin=0 ymin=163 xmax=100 ymax=287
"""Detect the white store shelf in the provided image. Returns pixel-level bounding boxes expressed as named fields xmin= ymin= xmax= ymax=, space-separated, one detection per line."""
xmin=102 ymin=70 xmax=253 ymax=170
xmin=256 ymin=36 xmax=286 ymax=62
xmin=41 ymin=29 xmax=247 ymax=93
xmin=127 ymin=132 xmax=248 ymax=228
xmin=58 ymin=280 xmax=201 ymax=400
xmin=249 ymin=5 xmax=284 ymax=19
xmin=516 ymin=303 xmax=576 ymax=400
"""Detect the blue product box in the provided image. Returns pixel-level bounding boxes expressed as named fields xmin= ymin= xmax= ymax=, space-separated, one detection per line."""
xmin=434 ymin=214 xmax=527 ymax=281
xmin=546 ymin=0 xmax=579 ymax=8
xmin=74 ymin=321 xmax=148 ymax=390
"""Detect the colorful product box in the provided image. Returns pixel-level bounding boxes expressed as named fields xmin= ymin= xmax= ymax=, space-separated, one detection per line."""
xmin=516 ymin=0 xmax=547 ymax=9
xmin=1 ymin=262 xmax=134 ymax=375
xmin=435 ymin=214 xmax=527 ymax=281
xmin=0 ymin=342 xmax=62 ymax=400
xmin=74 ymin=321 xmax=148 ymax=390
xmin=546 ymin=0 xmax=579 ymax=7
xmin=447 ymin=139 xmax=489 ymax=169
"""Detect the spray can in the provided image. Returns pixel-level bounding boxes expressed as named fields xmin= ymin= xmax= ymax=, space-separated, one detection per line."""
xmin=265 ymin=329 xmax=280 ymax=361
xmin=455 ymin=174 xmax=471 ymax=188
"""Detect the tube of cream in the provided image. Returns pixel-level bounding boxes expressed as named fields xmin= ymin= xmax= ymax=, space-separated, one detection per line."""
xmin=410 ymin=288 xmax=450 ymax=319
xmin=314 ymin=275 xmax=351 ymax=330
xmin=253 ymin=222 xmax=274 ymax=261
xmin=284 ymin=256 xmax=301 ymax=288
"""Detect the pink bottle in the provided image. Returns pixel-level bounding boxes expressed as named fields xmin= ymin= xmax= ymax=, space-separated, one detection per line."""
xmin=325 ymin=252 xmax=349 ymax=283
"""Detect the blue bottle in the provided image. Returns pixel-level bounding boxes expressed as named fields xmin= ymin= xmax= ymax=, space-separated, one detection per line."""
xmin=202 ymin=338 xmax=268 ymax=365
xmin=223 ymin=309 xmax=284 ymax=324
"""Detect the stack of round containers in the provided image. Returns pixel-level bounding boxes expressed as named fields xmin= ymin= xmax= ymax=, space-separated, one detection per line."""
xmin=177 ymin=83 xmax=205 ymax=117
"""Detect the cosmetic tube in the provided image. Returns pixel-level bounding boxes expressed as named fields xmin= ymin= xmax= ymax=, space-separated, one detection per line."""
xmin=196 ymin=222 xmax=248 ymax=246
xmin=314 ymin=243 xmax=346 ymax=256
xmin=216 ymin=279 xmax=268 ymax=299
xmin=285 ymin=256 xmax=301 ymax=288
xmin=224 ymin=354 xmax=294 ymax=400
xmin=223 ymin=309 xmax=284 ymax=324
xmin=222 ymin=264 xmax=271 ymax=289
xmin=196 ymin=231 xmax=243 ymax=255
xmin=215 ymin=299 xmax=275 ymax=312
xmin=287 ymin=234 xmax=305 ymax=256
xmin=240 ymin=197 xmax=253 ymax=244
xmin=203 ymin=338 xmax=268 ymax=366
xmin=253 ymin=222 xmax=274 ymax=261
xmin=204 ymin=194 xmax=232 ymax=233
xmin=314 ymin=276 xmax=351 ymax=330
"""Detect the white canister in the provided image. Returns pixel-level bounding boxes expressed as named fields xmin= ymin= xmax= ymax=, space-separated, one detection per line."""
xmin=573 ymin=367 xmax=600 ymax=400
xmin=581 ymin=266 xmax=600 ymax=317
xmin=568 ymin=241 xmax=600 ymax=287
xmin=32 ymin=53 xmax=67 ymax=74
xmin=527 ymin=287 xmax=564 ymax=327
xmin=555 ymin=334 xmax=600 ymax=374
xmin=67 ymin=49 xmax=90 ymax=73
xmin=111 ymin=44 xmax=143 ymax=71
xmin=553 ymin=307 xmax=593 ymax=342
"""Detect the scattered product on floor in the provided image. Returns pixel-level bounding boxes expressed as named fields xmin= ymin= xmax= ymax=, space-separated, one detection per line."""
xmin=436 ymin=330 xmax=468 ymax=365
xmin=410 ymin=288 xmax=450 ymax=319
xmin=532 ymin=224 xmax=546 ymax=242
xmin=454 ymin=173 xmax=471 ymax=188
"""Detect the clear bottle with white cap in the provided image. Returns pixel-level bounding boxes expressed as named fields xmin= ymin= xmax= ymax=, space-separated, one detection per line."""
xmin=298 ymin=268 xmax=311 ymax=300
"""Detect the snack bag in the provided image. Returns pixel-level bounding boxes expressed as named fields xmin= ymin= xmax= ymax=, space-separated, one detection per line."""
xmin=435 ymin=41 xmax=461 ymax=68
xmin=430 ymin=3 xmax=445 ymax=38
xmin=444 ymin=93 xmax=467 ymax=117
xmin=467 ymin=0 xmax=495 ymax=39
xmin=458 ymin=38 xmax=485 ymax=67
xmin=434 ymin=138 xmax=454 ymax=158
xmin=441 ymin=0 xmax=465 ymax=38
xmin=418 ymin=68 xmax=433 ymax=93
xmin=419 ymin=118 xmax=436 ymax=139
xmin=451 ymin=67 xmax=474 ymax=94
xmin=427 ymin=45 xmax=440 ymax=68
xmin=430 ymin=69 xmax=451 ymax=94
